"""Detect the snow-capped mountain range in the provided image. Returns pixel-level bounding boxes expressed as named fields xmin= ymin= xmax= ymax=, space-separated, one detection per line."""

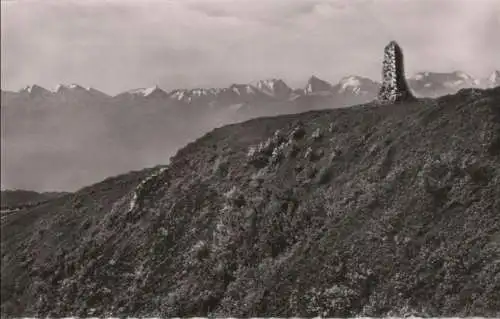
xmin=406 ymin=71 xmax=499 ymax=97
xmin=14 ymin=83 xmax=110 ymax=102
xmin=2 ymin=70 xmax=499 ymax=107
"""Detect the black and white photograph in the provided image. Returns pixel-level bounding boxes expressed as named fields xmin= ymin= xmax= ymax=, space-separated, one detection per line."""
xmin=1 ymin=0 xmax=499 ymax=317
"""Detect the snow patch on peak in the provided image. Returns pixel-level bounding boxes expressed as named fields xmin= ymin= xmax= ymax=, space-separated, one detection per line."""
xmin=142 ymin=86 xmax=159 ymax=96
xmin=443 ymin=80 xmax=465 ymax=88
xmin=245 ymin=85 xmax=256 ymax=94
xmin=413 ymin=72 xmax=432 ymax=80
xmin=489 ymin=70 xmax=500 ymax=83
xmin=20 ymin=84 xmax=50 ymax=94
xmin=191 ymin=89 xmax=208 ymax=97
xmin=257 ymin=79 xmax=279 ymax=91
xmin=454 ymin=71 xmax=472 ymax=80
xmin=53 ymin=83 xmax=88 ymax=93
xmin=56 ymin=84 xmax=68 ymax=90
xmin=339 ymin=76 xmax=361 ymax=91
xmin=208 ymin=88 xmax=222 ymax=95
xmin=414 ymin=73 xmax=425 ymax=80
xmin=171 ymin=90 xmax=186 ymax=100
xmin=22 ymin=85 xmax=38 ymax=93
xmin=128 ymin=86 xmax=164 ymax=97
xmin=228 ymin=84 xmax=256 ymax=96
xmin=305 ymin=76 xmax=332 ymax=94
xmin=255 ymin=79 xmax=290 ymax=97
xmin=54 ymin=84 xmax=64 ymax=92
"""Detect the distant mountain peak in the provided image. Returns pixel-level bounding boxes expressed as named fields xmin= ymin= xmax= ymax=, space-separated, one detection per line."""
xmin=54 ymin=84 xmax=87 ymax=93
xmin=255 ymin=78 xmax=292 ymax=98
xmin=19 ymin=84 xmax=51 ymax=96
xmin=488 ymin=70 xmax=500 ymax=85
xmin=67 ymin=84 xmax=84 ymax=89
xmin=127 ymin=85 xmax=167 ymax=97
xmin=412 ymin=71 xmax=474 ymax=81
xmin=256 ymin=78 xmax=286 ymax=88
xmin=307 ymin=75 xmax=328 ymax=84
xmin=305 ymin=76 xmax=333 ymax=94
xmin=170 ymin=89 xmax=189 ymax=101
xmin=335 ymin=75 xmax=380 ymax=96
xmin=142 ymin=86 xmax=161 ymax=96
xmin=407 ymin=70 xmax=485 ymax=98
xmin=20 ymin=84 xmax=42 ymax=93
xmin=229 ymin=83 xmax=262 ymax=96
xmin=338 ymin=76 xmax=362 ymax=92
xmin=412 ymin=72 xmax=430 ymax=80
xmin=190 ymin=88 xmax=211 ymax=97
xmin=453 ymin=70 xmax=474 ymax=81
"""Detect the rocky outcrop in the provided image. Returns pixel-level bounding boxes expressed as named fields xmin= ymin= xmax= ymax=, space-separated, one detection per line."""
xmin=378 ymin=41 xmax=415 ymax=103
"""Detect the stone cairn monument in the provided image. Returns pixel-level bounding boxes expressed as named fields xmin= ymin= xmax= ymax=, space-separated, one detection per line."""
xmin=377 ymin=41 xmax=415 ymax=103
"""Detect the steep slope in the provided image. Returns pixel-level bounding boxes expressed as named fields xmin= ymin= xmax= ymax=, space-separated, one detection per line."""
xmin=2 ymin=87 xmax=500 ymax=317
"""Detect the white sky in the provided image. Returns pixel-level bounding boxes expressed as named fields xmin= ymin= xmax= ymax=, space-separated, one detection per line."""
xmin=1 ymin=0 xmax=499 ymax=95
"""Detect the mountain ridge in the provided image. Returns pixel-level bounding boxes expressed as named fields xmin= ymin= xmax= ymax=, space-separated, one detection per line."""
xmin=3 ymin=69 xmax=499 ymax=102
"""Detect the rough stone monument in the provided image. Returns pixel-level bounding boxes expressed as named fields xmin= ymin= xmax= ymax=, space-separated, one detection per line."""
xmin=377 ymin=41 xmax=415 ymax=103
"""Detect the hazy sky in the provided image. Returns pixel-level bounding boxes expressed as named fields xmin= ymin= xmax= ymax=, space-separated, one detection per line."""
xmin=1 ymin=0 xmax=499 ymax=95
